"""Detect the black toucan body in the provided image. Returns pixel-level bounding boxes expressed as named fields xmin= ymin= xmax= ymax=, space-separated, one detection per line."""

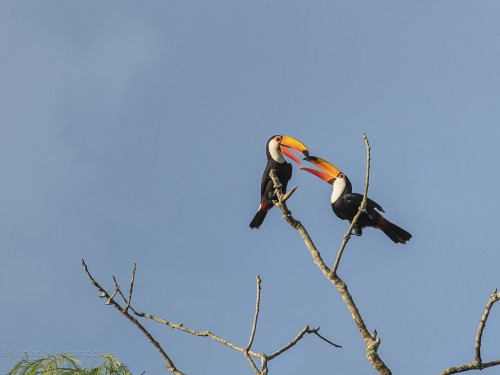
xmin=302 ymin=156 xmax=411 ymax=244
xmin=249 ymin=135 xmax=308 ymax=229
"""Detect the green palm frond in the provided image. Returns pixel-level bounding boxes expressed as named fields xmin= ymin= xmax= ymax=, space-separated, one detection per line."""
xmin=7 ymin=353 xmax=132 ymax=375
xmin=90 ymin=354 xmax=132 ymax=375
xmin=7 ymin=354 xmax=81 ymax=374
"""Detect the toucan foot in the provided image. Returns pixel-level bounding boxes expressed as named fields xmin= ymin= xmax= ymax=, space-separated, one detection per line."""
xmin=351 ymin=226 xmax=362 ymax=236
xmin=358 ymin=207 xmax=373 ymax=220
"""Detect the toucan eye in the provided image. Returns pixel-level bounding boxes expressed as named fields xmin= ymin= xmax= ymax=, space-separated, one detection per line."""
xmin=276 ymin=137 xmax=281 ymax=142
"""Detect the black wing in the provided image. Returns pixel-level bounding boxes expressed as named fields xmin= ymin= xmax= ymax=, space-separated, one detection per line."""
xmin=280 ymin=162 xmax=292 ymax=193
xmin=349 ymin=193 xmax=385 ymax=212
xmin=260 ymin=160 xmax=292 ymax=197
xmin=260 ymin=161 xmax=273 ymax=197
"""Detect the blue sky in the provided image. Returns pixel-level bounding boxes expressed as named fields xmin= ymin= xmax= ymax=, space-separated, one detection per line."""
xmin=2 ymin=1 xmax=500 ymax=374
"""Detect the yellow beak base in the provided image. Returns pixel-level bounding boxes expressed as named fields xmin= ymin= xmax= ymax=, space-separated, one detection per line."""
xmin=280 ymin=135 xmax=309 ymax=158
xmin=307 ymin=156 xmax=342 ymax=179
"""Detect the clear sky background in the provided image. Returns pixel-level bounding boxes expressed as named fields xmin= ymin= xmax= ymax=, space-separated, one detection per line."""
xmin=1 ymin=1 xmax=500 ymax=374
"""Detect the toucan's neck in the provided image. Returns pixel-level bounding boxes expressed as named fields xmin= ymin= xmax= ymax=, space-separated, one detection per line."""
xmin=268 ymin=141 xmax=285 ymax=163
xmin=330 ymin=178 xmax=347 ymax=204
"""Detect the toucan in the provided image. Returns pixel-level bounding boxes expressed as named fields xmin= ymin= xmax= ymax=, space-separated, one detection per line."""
xmin=249 ymin=135 xmax=309 ymax=229
xmin=302 ymin=156 xmax=412 ymax=244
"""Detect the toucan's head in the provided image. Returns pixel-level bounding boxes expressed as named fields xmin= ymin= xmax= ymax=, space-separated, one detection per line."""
xmin=331 ymin=172 xmax=352 ymax=195
xmin=266 ymin=135 xmax=309 ymax=164
xmin=302 ymin=156 xmax=352 ymax=197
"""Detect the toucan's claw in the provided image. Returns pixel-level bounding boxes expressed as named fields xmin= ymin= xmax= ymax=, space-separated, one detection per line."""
xmin=358 ymin=207 xmax=370 ymax=216
xmin=351 ymin=225 xmax=362 ymax=236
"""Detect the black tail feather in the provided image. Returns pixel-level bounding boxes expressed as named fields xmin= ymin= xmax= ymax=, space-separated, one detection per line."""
xmin=381 ymin=221 xmax=412 ymax=244
xmin=249 ymin=210 xmax=268 ymax=229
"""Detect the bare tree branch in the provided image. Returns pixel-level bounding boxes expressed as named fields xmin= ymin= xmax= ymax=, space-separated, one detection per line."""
xmin=81 ymin=132 xmax=500 ymax=375
xmin=331 ymin=133 xmax=371 ymax=275
xmin=244 ymin=275 xmax=263 ymax=375
xmin=441 ymin=289 xmax=500 ymax=375
xmin=270 ymin=133 xmax=392 ymax=375
xmin=81 ymin=260 xmax=185 ymax=375
xmin=266 ymin=325 xmax=341 ymax=360
xmin=125 ymin=263 xmax=137 ymax=313
xmin=311 ymin=328 xmax=342 ymax=348
xmin=135 ymin=309 xmax=336 ymax=374
xmin=266 ymin=325 xmax=311 ymax=360
xmin=475 ymin=289 xmax=500 ymax=364
xmin=83 ymin=260 xmax=339 ymax=374
xmin=246 ymin=276 xmax=262 ymax=350
xmin=133 ymin=311 xmax=260 ymax=358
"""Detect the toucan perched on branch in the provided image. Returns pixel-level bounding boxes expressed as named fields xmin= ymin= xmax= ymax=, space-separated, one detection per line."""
xmin=302 ymin=156 xmax=412 ymax=244
xmin=249 ymin=135 xmax=309 ymax=229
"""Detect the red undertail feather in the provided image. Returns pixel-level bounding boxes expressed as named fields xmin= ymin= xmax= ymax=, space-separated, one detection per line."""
xmin=249 ymin=203 xmax=273 ymax=229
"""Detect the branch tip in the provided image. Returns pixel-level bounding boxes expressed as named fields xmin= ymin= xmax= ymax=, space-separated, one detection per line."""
xmin=331 ymin=133 xmax=371 ymax=275
xmin=442 ymin=288 xmax=500 ymax=374
xmin=82 ymin=261 xmax=182 ymax=373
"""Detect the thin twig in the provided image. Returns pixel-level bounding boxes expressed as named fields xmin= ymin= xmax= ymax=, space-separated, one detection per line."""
xmin=244 ymin=275 xmax=263 ymax=375
xmin=330 ymin=133 xmax=371 ymax=275
xmin=125 ymin=263 xmax=137 ymax=313
xmin=282 ymin=186 xmax=298 ymax=202
xmin=82 ymin=259 xmax=185 ymax=375
xmin=133 ymin=310 xmax=260 ymax=358
xmin=441 ymin=289 xmax=500 ymax=375
xmin=475 ymin=289 xmax=500 ymax=363
xmin=266 ymin=325 xmax=342 ymax=360
xmin=244 ymin=351 xmax=261 ymax=375
xmin=135 ymin=305 xmax=338 ymax=372
xmin=85 ymin=260 xmax=340 ymax=373
xmin=106 ymin=288 xmax=119 ymax=305
xmin=267 ymin=326 xmax=311 ymax=360
xmin=246 ymin=276 xmax=262 ymax=349
xmin=260 ymin=356 xmax=269 ymax=375
xmin=312 ymin=328 xmax=342 ymax=348
xmin=441 ymin=360 xmax=500 ymax=375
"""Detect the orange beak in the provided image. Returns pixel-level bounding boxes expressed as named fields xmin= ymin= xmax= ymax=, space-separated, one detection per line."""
xmin=302 ymin=156 xmax=342 ymax=184
xmin=279 ymin=135 xmax=309 ymax=167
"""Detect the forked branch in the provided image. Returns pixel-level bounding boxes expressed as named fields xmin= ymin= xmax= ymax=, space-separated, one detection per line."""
xmin=244 ymin=276 xmax=263 ymax=375
xmin=270 ymin=133 xmax=391 ymax=375
xmin=82 ymin=261 xmax=339 ymax=374
xmin=81 ymin=260 xmax=184 ymax=375
xmin=441 ymin=289 xmax=500 ymax=375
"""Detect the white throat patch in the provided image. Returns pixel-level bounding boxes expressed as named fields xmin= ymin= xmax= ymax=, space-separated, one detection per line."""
xmin=269 ymin=139 xmax=285 ymax=163
xmin=330 ymin=178 xmax=346 ymax=204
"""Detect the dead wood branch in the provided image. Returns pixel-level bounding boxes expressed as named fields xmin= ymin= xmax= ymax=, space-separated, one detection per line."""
xmin=441 ymin=289 xmax=500 ymax=375
xmin=331 ymin=133 xmax=371 ymax=275
xmin=83 ymin=261 xmax=339 ymax=374
xmin=244 ymin=275 xmax=263 ymax=375
xmin=270 ymin=133 xmax=391 ymax=375
xmin=81 ymin=260 xmax=185 ymax=375
xmin=125 ymin=263 xmax=137 ymax=313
